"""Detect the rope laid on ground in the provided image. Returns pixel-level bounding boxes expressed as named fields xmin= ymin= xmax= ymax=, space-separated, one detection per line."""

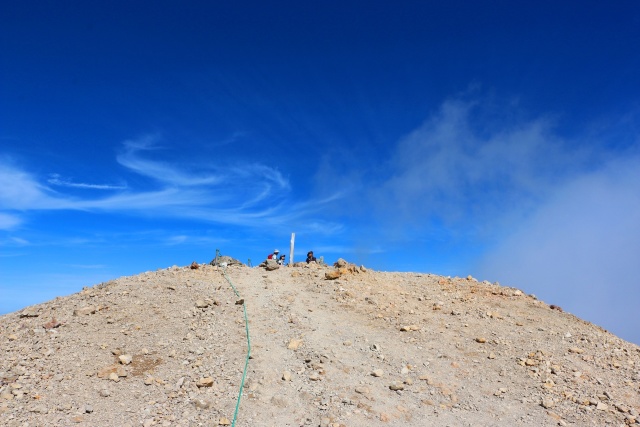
xmin=219 ymin=263 xmax=251 ymax=427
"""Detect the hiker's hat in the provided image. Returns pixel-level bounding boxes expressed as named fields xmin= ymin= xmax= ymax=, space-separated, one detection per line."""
xmin=274 ymin=249 xmax=279 ymax=253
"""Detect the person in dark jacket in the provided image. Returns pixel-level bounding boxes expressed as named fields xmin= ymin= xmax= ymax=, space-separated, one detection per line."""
xmin=306 ymin=251 xmax=317 ymax=263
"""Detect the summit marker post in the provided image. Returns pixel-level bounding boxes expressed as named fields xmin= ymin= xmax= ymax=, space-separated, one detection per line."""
xmin=289 ymin=233 xmax=295 ymax=266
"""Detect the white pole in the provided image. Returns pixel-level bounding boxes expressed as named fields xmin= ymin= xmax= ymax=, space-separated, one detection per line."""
xmin=289 ymin=233 xmax=295 ymax=266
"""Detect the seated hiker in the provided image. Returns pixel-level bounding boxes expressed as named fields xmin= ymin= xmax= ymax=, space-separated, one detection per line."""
xmin=306 ymin=251 xmax=317 ymax=263
xmin=267 ymin=249 xmax=280 ymax=260
xmin=278 ymin=254 xmax=286 ymax=265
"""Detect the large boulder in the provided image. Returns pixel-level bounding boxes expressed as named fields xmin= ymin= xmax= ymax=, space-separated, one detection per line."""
xmin=209 ymin=255 xmax=245 ymax=267
xmin=263 ymin=259 xmax=280 ymax=271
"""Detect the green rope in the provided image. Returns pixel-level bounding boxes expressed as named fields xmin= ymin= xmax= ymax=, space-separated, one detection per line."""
xmin=219 ymin=264 xmax=251 ymax=427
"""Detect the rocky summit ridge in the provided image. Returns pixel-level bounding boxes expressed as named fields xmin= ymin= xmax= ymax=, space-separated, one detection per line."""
xmin=1 ymin=260 xmax=639 ymax=427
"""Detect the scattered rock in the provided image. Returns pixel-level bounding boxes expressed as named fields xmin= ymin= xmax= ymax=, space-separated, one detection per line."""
xmin=264 ymin=259 xmax=280 ymax=271
xmin=541 ymin=398 xmax=555 ymax=409
xmin=43 ymin=317 xmax=62 ymax=329
xmin=389 ymin=382 xmax=404 ymax=391
xmin=118 ymin=354 xmax=132 ymax=365
xmin=195 ymin=299 xmax=209 ymax=308
xmin=355 ymin=386 xmax=369 ymax=394
xmin=74 ymin=306 xmax=96 ymax=316
xmin=287 ymin=338 xmax=303 ymax=350
xmin=193 ymin=399 xmax=212 ymax=409
xmin=196 ymin=377 xmax=214 ymax=388
xmin=19 ymin=307 xmax=40 ymax=317
xmin=325 ymin=271 xmax=341 ymax=280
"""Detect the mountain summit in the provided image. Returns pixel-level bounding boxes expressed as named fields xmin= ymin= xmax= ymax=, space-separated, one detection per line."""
xmin=1 ymin=261 xmax=639 ymax=426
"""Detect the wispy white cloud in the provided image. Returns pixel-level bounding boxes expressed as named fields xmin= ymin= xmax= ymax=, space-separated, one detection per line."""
xmin=0 ymin=160 xmax=61 ymax=211
xmin=166 ymin=235 xmax=188 ymax=245
xmin=66 ymin=264 xmax=108 ymax=269
xmin=47 ymin=174 xmax=127 ymax=190
xmin=0 ymin=135 xmax=345 ymax=232
xmin=116 ymin=136 xmax=224 ymax=186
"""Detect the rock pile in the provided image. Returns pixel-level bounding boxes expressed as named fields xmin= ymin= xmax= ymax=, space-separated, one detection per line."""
xmin=325 ymin=258 xmax=367 ymax=280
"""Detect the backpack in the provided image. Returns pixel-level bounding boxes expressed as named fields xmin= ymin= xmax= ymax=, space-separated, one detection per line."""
xmin=267 ymin=254 xmax=274 ymax=259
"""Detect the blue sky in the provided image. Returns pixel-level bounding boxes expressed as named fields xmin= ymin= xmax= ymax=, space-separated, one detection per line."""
xmin=1 ymin=2 xmax=639 ymax=344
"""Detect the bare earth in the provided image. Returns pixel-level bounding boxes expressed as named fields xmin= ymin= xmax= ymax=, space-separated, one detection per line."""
xmin=1 ymin=260 xmax=639 ymax=427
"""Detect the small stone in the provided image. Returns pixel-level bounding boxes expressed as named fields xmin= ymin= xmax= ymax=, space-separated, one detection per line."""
xmin=475 ymin=337 xmax=487 ymax=343
xmin=30 ymin=404 xmax=47 ymax=413
xmin=355 ymin=386 xmax=369 ymax=394
xmin=541 ymin=398 xmax=555 ymax=409
xmin=73 ymin=306 xmax=96 ymax=316
xmin=219 ymin=417 xmax=231 ymax=425
xmin=325 ymin=271 xmax=341 ymax=280
xmin=615 ymin=403 xmax=629 ymax=413
xmin=118 ymin=354 xmax=132 ymax=365
xmin=596 ymin=402 xmax=608 ymax=411
xmin=287 ymin=338 xmax=303 ymax=350
xmin=195 ymin=300 xmax=209 ymax=308
xmin=568 ymin=347 xmax=584 ymax=354
xmin=193 ymin=399 xmax=212 ymax=409
xmin=389 ymin=381 xmax=404 ymax=391
xmin=196 ymin=377 xmax=214 ymax=388
xmin=116 ymin=366 xmax=127 ymax=377
xmin=488 ymin=352 xmax=496 ymax=359
xmin=282 ymin=371 xmax=292 ymax=381
xmin=20 ymin=307 xmax=40 ymax=317
xmin=8 ymin=334 xmax=18 ymax=341
xmin=371 ymin=369 xmax=384 ymax=377
xmin=99 ymin=389 xmax=111 ymax=397
xmin=84 ymin=404 xmax=93 ymax=413
xmin=400 ymin=325 xmax=419 ymax=332
xmin=108 ymin=372 xmax=119 ymax=382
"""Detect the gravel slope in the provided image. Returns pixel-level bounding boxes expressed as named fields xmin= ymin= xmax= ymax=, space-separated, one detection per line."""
xmin=1 ymin=261 xmax=639 ymax=426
